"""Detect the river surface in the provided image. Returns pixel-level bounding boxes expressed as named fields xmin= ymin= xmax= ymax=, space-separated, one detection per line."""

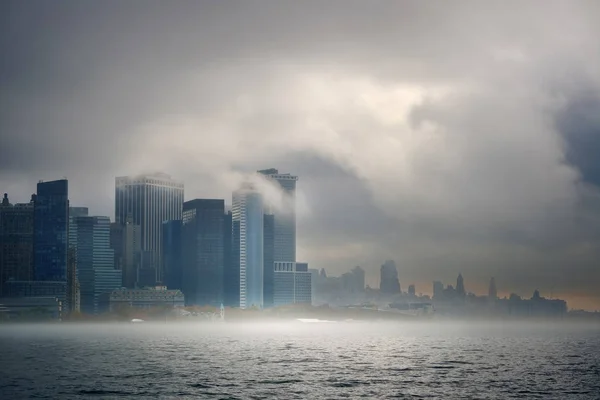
xmin=0 ymin=321 xmax=599 ymax=399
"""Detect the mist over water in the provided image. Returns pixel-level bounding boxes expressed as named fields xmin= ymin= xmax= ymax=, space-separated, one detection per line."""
xmin=1 ymin=322 xmax=598 ymax=399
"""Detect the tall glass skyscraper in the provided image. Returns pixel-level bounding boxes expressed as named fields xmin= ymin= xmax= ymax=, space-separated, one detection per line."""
xmin=257 ymin=169 xmax=298 ymax=263
xmin=182 ymin=199 xmax=225 ymax=306
xmin=162 ymin=220 xmax=182 ymax=290
xmin=233 ymin=183 xmax=264 ymax=309
xmin=115 ymin=173 xmax=184 ymax=282
xmin=73 ymin=216 xmax=121 ymax=314
xmin=263 ymin=213 xmax=275 ymax=308
xmin=34 ymin=179 xmax=69 ymax=282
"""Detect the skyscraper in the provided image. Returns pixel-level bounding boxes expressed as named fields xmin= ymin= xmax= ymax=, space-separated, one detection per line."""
xmin=162 ymin=220 xmax=182 ymax=290
xmin=456 ymin=273 xmax=465 ymax=298
xmin=257 ymin=169 xmax=298 ymax=263
xmin=380 ymin=260 xmax=401 ymax=294
xmin=223 ymin=211 xmax=238 ymax=307
xmin=0 ymin=194 xmax=35 ymax=296
xmin=67 ymin=207 xmax=89 ymax=314
xmin=350 ymin=266 xmax=365 ymax=292
xmin=263 ymin=213 xmax=275 ymax=308
xmin=408 ymin=284 xmax=416 ymax=297
xmin=73 ymin=216 xmax=121 ymax=314
xmin=233 ymin=183 xmax=264 ymax=309
xmin=34 ymin=179 xmax=69 ymax=282
xmin=433 ymin=281 xmax=444 ymax=299
xmin=273 ymin=261 xmax=312 ymax=306
xmin=66 ymin=247 xmax=80 ymax=313
xmin=121 ymin=216 xmax=141 ymax=288
xmin=114 ymin=173 xmax=184 ymax=282
xmin=182 ymin=199 xmax=225 ymax=306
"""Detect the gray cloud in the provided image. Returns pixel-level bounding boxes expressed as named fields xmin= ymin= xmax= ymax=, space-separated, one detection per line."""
xmin=2 ymin=1 xmax=600 ymax=309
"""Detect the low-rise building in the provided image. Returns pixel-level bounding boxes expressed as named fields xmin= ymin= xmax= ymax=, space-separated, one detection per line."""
xmin=274 ymin=262 xmax=312 ymax=307
xmin=0 ymin=296 xmax=62 ymax=320
xmin=100 ymin=286 xmax=185 ymax=312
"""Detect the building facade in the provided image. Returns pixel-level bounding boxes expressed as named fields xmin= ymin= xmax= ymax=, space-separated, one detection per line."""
xmin=224 ymin=211 xmax=239 ymax=307
xmin=182 ymin=199 xmax=225 ymax=306
xmin=162 ymin=220 xmax=182 ymax=290
xmin=114 ymin=173 xmax=184 ymax=282
xmin=100 ymin=286 xmax=184 ymax=312
xmin=273 ymin=261 xmax=312 ymax=307
xmin=263 ymin=213 xmax=275 ymax=308
xmin=0 ymin=194 xmax=35 ymax=296
xmin=233 ymin=184 xmax=264 ymax=309
xmin=257 ymin=169 xmax=298 ymax=263
xmin=73 ymin=216 xmax=121 ymax=314
xmin=121 ymin=217 xmax=141 ymax=288
xmin=380 ymin=260 xmax=401 ymax=294
xmin=34 ymin=179 xmax=69 ymax=282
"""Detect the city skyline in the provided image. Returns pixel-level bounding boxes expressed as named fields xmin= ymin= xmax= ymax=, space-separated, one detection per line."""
xmin=2 ymin=2 xmax=600 ymax=310
xmin=2 ymin=173 xmax=589 ymax=310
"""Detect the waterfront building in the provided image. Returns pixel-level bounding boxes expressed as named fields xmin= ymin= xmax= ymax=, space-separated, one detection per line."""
xmin=0 ymin=296 xmax=62 ymax=320
xmin=456 ymin=273 xmax=466 ymax=298
xmin=72 ymin=216 xmax=121 ymax=314
xmin=233 ymin=183 xmax=264 ymax=309
xmin=433 ymin=281 xmax=444 ymax=299
xmin=380 ymin=260 xmax=401 ymax=294
xmin=488 ymin=277 xmax=497 ymax=301
xmin=100 ymin=286 xmax=184 ymax=312
xmin=115 ymin=173 xmax=184 ymax=282
xmin=223 ymin=211 xmax=238 ymax=307
xmin=257 ymin=168 xmax=298 ymax=263
xmin=34 ymin=179 xmax=69 ymax=282
xmin=0 ymin=194 xmax=35 ymax=296
xmin=273 ymin=261 xmax=312 ymax=307
xmin=182 ymin=199 xmax=225 ymax=306
xmin=162 ymin=220 xmax=182 ymax=290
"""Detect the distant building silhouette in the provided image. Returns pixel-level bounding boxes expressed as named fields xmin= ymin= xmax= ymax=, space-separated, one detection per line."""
xmin=380 ymin=260 xmax=400 ymax=294
xmin=341 ymin=266 xmax=365 ymax=293
xmin=309 ymin=268 xmax=319 ymax=305
xmin=456 ymin=273 xmax=465 ymax=298
xmin=433 ymin=281 xmax=444 ymax=299
xmin=408 ymin=284 xmax=416 ymax=297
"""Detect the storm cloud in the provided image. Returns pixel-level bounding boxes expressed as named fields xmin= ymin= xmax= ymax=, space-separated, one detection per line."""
xmin=2 ymin=1 xmax=600 ymax=309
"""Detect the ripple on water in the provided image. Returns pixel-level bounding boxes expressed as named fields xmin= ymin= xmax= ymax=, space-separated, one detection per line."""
xmin=0 ymin=323 xmax=599 ymax=399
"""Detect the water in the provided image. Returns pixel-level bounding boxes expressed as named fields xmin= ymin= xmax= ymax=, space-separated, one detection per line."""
xmin=1 ymin=322 xmax=599 ymax=399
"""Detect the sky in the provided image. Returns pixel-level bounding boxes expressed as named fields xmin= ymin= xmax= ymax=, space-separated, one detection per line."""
xmin=1 ymin=1 xmax=600 ymax=310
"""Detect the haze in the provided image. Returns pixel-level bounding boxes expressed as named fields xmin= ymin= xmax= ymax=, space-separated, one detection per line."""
xmin=2 ymin=1 xmax=600 ymax=310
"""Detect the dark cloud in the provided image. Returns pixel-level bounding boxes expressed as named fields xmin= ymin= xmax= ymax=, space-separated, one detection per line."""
xmin=2 ymin=1 xmax=600 ymax=309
